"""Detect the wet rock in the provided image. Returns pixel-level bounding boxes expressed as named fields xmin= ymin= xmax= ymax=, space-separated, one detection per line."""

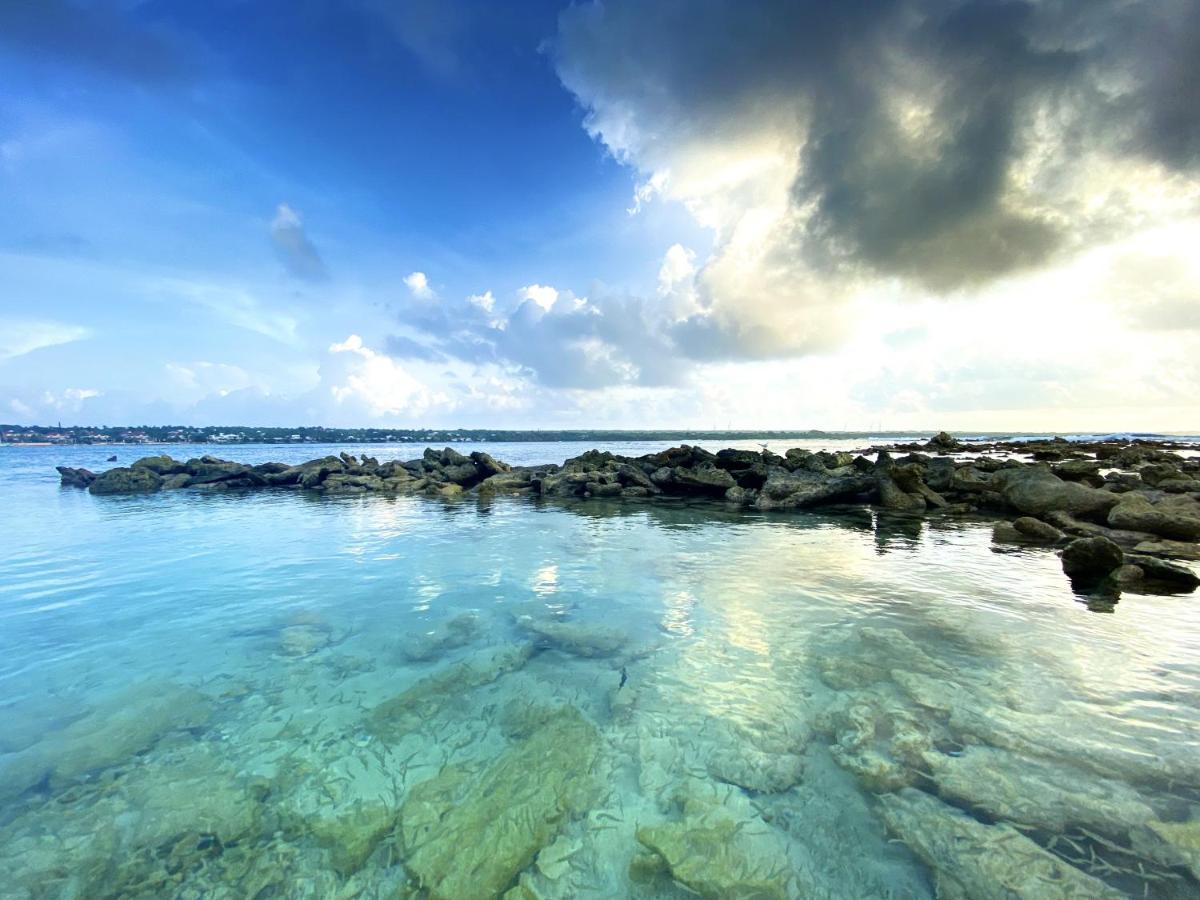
xmin=1052 ymin=459 xmax=1102 ymax=483
xmin=1125 ymin=554 xmax=1200 ymax=591
xmin=1012 ymin=516 xmax=1065 ymax=543
xmin=993 ymin=466 xmax=1119 ymax=519
xmin=55 ymin=465 xmax=96 ymax=488
xmin=88 ymin=465 xmax=163 ymax=495
xmin=398 ymin=706 xmax=600 ymax=899
xmin=878 ymin=473 xmax=926 ymax=511
xmin=635 ymin=783 xmax=797 ymax=900
xmin=1061 ymin=536 xmax=1123 ymax=581
xmin=878 ymin=788 xmax=1125 ymax=899
xmin=1108 ymin=492 xmax=1200 ymax=541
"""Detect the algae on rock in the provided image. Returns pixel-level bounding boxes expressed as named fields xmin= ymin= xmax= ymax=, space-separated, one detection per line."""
xmin=398 ymin=705 xmax=601 ymax=899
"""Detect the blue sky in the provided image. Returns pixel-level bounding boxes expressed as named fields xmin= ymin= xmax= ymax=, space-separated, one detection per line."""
xmin=2 ymin=1 xmax=1198 ymax=430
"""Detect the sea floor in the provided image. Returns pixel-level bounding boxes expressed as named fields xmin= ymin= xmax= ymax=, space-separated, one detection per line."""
xmin=2 ymin=478 xmax=1200 ymax=898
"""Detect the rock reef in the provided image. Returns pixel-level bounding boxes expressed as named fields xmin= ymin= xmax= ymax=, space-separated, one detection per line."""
xmin=60 ymin=435 xmax=1200 ymax=600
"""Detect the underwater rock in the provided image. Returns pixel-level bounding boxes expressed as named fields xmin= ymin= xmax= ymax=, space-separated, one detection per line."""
xmin=399 ymin=611 xmax=484 ymax=662
xmin=0 ymin=682 xmax=212 ymax=803
xmin=878 ymin=788 xmax=1125 ymax=899
xmin=513 ymin=614 xmax=628 ymax=659
xmin=818 ymin=689 xmax=935 ymax=793
xmin=398 ymin=706 xmax=601 ymax=899
xmin=369 ymin=642 xmax=533 ymax=739
xmin=1140 ymin=819 xmax=1200 ymax=879
xmin=706 ymin=743 xmax=805 ymax=795
xmin=634 ymin=781 xmax=798 ymax=900
xmin=279 ymin=623 xmax=332 ymax=657
xmin=926 ymin=745 xmax=1156 ymax=835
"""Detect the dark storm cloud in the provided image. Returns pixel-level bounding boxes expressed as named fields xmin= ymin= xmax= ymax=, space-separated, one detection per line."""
xmin=554 ymin=0 xmax=1200 ymax=292
xmin=0 ymin=0 xmax=203 ymax=85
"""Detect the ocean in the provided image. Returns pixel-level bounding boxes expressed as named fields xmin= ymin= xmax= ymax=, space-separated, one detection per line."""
xmin=1 ymin=440 xmax=1199 ymax=898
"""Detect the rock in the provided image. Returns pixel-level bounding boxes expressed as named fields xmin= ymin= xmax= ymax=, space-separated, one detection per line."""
xmin=369 ymin=643 xmax=533 ymax=739
xmin=88 ymin=465 xmax=163 ymax=495
xmin=1108 ymin=492 xmax=1200 ymax=541
xmin=0 ymin=682 xmax=212 ymax=803
xmin=635 ymin=784 xmax=796 ymax=900
xmin=1061 ymin=536 xmax=1124 ymax=581
xmin=514 ymin=615 xmax=628 ymax=658
xmin=399 ymin=612 xmax=484 ymax=662
xmin=279 ymin=623 xmax=332 ymax=657
xmin=949 ymin=466 xmax=994 ymax=494
xmin=878 ymin=788 xmax=1125 ymax=899
xmin=131 ymin=454 xmax=186 ymax=475
xmin=55 ymin=465 xmax=96 ymax=488
xmin=926 ymin=431 xmax=962 ymax=451
xmin=992 ymin=466 xmax=1119 ymax=519
xmin=878 ymin=473 xmax=925 ymax=511
xmin=926 ymin=745 xmax=1156 ymax=836
xmin=1125 ymin=554 xmax=1200 ymax=591
xmin=1111 ymin=563 xmax=1145 ymax=585
xmin=669 ymin=463 xmax=736 ymax=496
xmin=1141 ymin=819 xmax=1200 ymax=880
xmin=1012 ymin=516 xmax=1064 ymax=543
xmin=1132 ymin=539 xmax=1200 ymax=560
xmin=398 ymin=706 xmax=600 ymax=900
xmin=1051 ymin=459 xmax=1101 ymax=483
xmin=470 ymin=451 xmax=509 ymax=477
xmin=925 ymin=457 xmax=955 ymax=491
xmin=755 ymin=469 xmax=874 ymax=510
xmin=992 ymin=522 xmax=1024 ymax=543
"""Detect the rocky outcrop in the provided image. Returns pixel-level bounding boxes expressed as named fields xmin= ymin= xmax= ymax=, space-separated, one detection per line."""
xmin=56 ymin=439 xmax=1200 ymax=597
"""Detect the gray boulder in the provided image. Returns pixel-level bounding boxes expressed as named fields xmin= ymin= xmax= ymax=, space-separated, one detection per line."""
xmin=1108 ymin=493 xmax=1200 ymax=541
xmin=992 ymin=466 xmax=1119 ymax=519
xmin=1012 ymin=517 xmax=1065 ymax=543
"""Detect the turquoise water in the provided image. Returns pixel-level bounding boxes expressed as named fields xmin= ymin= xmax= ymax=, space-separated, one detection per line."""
xmin=2 ymin=442 xmax=1200 ymax=898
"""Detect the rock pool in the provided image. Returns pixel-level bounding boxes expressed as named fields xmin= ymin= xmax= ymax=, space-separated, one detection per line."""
xmin=2 ymin=442 xmax=1199 ymax=898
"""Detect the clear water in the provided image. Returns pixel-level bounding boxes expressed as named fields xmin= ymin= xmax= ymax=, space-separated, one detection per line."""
xmin=2 ymin=442 xmax=1199 ymax=898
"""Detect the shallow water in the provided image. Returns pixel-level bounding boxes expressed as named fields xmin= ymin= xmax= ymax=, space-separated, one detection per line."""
xmin=2 ymin=443 xmax=1200 ymax=898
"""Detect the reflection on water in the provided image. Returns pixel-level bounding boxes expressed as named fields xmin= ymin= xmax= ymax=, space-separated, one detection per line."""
xmin=1 ymin=448 xmax=1199 ymax=897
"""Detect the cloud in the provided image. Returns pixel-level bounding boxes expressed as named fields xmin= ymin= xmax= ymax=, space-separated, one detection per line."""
xmin=404 ymin=271 xmax=436 ymax=299
xmin=519 ymin=284 xmax=559 ymax=312
xmin=326 ymin=334 xmax=447 ymax=418
xmin=552 ymin=0 xmax=1200 ymax=360
xmin=0 ymin=318 xmax=90 ymax=361
xmin=270 ymin=204 xmax=327 ymax=281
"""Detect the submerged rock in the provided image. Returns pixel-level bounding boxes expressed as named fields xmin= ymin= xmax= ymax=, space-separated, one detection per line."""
xmin=926 ymin=745 xmax=1156 ymax=835
xmin=399 ymin=611 xmax=484 ymax=662
xmin=513 ymin=614 xmax=629 ymax=659
xmin=0 ymin=682 xmax=212 ymax=803
xmin=398 ymin=706 xmax=601 ymax=899
xmin=878 ymin=788 xmax=1125 ymax=899
xmin=635 ymin=782 xmax=797 ymax=899
xmin=369 ymin=642 xmax=533 ymax=738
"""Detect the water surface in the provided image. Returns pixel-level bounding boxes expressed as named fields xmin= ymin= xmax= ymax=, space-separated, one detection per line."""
xmin=2 ymin=443 xmax=1199 ymax=898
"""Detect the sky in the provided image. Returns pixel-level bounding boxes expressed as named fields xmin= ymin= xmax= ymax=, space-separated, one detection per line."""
xmin=1 ymin=0 xmax=1198 ymax=432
